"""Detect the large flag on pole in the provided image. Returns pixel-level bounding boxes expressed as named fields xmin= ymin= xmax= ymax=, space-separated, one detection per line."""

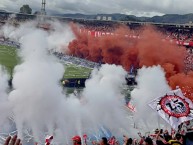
xmin=148 ymin=88 xmax=193 ymax=130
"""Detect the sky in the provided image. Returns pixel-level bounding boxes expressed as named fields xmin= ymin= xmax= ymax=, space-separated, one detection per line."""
xmin=0 ymin=0 xmax=193 ymax=17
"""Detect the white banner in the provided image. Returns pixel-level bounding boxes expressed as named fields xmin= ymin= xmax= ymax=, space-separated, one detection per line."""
xmin=148 ymin=88 xmax=193 ymax=129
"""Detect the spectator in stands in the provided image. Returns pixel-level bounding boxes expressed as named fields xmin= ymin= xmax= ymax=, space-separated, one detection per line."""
xmin=100 ymin=137 xmax=109 ymax=145
xmin=184 ymin=121 xmax=193 ymax=131
xmin=92 ymin=137 xmax=110 ymax=145
xmin=126 ymin=138 xmax=133 ymax=145
xmin=163 ymin=130 xmax=172 ymax=142
xmin=72 ymin=135 xmax=82 ymax=145
xmin=144 ymin=137 xmax=153 ymax=145
xmin=168 ymin=133 xmax=183 ymax=145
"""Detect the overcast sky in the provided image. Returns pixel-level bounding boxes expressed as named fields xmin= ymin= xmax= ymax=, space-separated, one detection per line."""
xmin=0 ymin=0 xmax=193 ymax=17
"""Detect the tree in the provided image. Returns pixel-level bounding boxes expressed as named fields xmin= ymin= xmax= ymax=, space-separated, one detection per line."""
xmin=20 ymin=5 xmax=32 ymax=14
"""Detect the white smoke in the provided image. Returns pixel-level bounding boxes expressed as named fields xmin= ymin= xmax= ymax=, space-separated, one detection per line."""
xmin=47 ymin=20 xmax=75 ymax=53
xmin=1 ymin=19 xmax=74 ymax=55
xmin=8 ymin=30 xmax=66 ymax=142
xmin=131 ymin=65 xmax=171 ymax=132
xmin=1 ymin=21 xmax=37 ymax=42
xmin=0 ymin=20 xmax=132 ymax=144
xmin=51 ymin=64 xmax=131 ymax=143
xmin=0 ymin=66 xmax=12 ymax=133
xmin=1 ymin=24 xmax=16 ymax=39
xmin=82 ymin=64 xmax=129 ymax=132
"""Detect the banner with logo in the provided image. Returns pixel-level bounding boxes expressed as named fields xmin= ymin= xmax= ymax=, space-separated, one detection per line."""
xmin=148 ymin=88 xmax=193 ymax=129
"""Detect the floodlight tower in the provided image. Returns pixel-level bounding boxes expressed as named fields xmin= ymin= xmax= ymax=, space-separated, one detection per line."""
xmin=41 ymin=0 xmax=46 ymax=15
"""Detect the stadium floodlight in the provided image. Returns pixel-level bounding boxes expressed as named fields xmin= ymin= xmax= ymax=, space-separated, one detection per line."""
xmin=41 ymin=0 xmax=46 ymax=15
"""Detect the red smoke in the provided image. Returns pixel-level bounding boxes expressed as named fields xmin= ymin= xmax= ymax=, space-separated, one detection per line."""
xmin=68 ymin=24 xmax=185 ymax=72
xmin=68 ymin=23 xmax=193 ymax=100
xmin=69 ymin=24 xmax=140 ymax=70
xmin=169 ymin=72 xmax=193 ymax=101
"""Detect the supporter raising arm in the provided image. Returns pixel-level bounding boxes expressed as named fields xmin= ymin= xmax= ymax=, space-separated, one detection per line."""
xmin=4 ymin=135 xmax=22 ymax=145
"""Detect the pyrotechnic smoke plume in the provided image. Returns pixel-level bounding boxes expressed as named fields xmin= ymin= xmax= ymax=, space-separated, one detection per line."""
xmin=0 ymin=66 xmax=12 ymax=134
xmin=0 ymin=20 xmax=131 ymax=144
xmin=131 ymin=65 xmax=171 ymax=131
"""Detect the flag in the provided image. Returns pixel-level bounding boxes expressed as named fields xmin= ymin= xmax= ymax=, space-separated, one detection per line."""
xmin=127 ymin=102 xmax=136 ymax=112
xmin=108 ymin=137 xmax=116 ymax=145
xmin=148 ymin=88 xmax=193 ymax=130
xmin=45 ymin=136 xmax=53 ymax=145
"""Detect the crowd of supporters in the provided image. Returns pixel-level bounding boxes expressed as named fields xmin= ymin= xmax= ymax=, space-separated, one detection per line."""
xmin=82 ymin=122 xmax=193 ymax=145
xmin=2 ymin=120 xmax=193 ymax=145
xmin=73 ymin=19 xmax=193 ymax=44
xmin=53 ymin=51 xmax=100 ymax=69
xmin=184 ymin=48 xmax=193 ymax=72
xmin=1 ymin=11 xmax=193 ymax=43
xmin=78 ymin=20 xmax=118 ymax=32
xmin=0 ymin=37 xmax=20 ymax=48
xmin=163 ymin=29 xmax=193 ymax=42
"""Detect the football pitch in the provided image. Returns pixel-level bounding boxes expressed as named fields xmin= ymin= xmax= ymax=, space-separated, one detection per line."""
xmin=0 ymin=45 xmax=92 ymax=79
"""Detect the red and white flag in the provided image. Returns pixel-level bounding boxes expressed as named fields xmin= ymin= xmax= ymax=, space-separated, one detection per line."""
xmin=45 ymin=135 xmax=53 ymax=145
xmin=148 ymin=88 xmax=193 ymax=129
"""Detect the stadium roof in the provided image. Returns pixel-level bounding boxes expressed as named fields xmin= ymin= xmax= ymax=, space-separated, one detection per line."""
xmin=0 ymin=0 xmax=193 ymax=17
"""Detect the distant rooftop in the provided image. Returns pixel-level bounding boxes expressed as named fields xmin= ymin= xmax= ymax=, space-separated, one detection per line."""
xmin=0 ymin=10 xmax=6 ymax=12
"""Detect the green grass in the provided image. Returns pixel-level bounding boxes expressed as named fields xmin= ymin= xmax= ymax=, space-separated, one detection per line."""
xmin=64 ymin=64 xmax=91 ymax=79
xmin=0 ymin=45 xmax=19 ymax=73
xmin=0 ymin=45 xmax=92 ymax=78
